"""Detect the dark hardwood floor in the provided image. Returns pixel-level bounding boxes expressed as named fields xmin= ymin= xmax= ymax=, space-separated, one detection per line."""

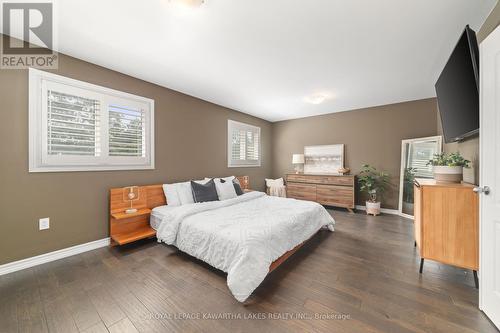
xmin=0 ymin=210 xmax=497 ymax=333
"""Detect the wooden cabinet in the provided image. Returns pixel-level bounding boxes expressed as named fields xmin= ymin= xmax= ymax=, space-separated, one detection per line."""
xmin=414 ymin=178 xmax=479 ymax=287
xmin=286 ymin=174 xmax=355 ymax=212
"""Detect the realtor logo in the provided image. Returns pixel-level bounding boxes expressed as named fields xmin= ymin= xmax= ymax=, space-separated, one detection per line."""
xmin=1 ymin=1 xmax=58 ymax=69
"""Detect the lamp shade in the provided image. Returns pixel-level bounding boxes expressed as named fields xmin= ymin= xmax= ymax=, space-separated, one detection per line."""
xmin=292 ymin=154 xmax=305 ymax=164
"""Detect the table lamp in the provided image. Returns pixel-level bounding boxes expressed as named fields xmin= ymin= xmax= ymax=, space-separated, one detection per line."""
xmin=123 ymin=186 xmax=139 ymax=214
xmin=292 ymin=154 xmax=305 ymax=174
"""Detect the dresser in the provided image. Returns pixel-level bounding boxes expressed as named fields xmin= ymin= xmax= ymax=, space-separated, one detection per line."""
xmin=286 ymin=174 xmax=355 ymax=212
xmin=414 ymin=178 xmax=479 ymax=287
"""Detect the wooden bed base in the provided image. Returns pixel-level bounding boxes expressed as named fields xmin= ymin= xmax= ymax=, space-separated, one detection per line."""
xmin=269 ymin=239 xmax=310 ymax=273
xmin=110 ymin=175 xmax=312 ymax=273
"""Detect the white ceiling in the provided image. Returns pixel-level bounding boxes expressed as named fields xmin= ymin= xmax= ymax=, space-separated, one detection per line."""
xmin=12 ymin=0 xmax=500 ymax=121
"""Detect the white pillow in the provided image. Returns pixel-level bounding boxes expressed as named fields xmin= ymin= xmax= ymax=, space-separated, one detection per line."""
xmin=266 ymin=178 xmax=284 ymax=187
xmin=177 ymin=182 xmax=195 ymax=205
xmin=163 ymin=179 xmax=207 ymax=206
xmin=163 ymin=184 xmax=181 ymax=206
xmin=214 ymin=178 xmax=237 ymax=200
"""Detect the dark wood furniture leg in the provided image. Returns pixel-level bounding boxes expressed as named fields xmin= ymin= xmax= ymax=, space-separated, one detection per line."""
xmin=473 ymin=270 xmax=479 ymax=289
xmin=419 ymin=258 xmax=424 ymax=274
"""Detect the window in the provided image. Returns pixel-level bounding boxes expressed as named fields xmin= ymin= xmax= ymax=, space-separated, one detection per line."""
xmin=29 ymin=68 xmax=154 ymax=172
xmin=227 ymin=120 xmax=261 ymax=167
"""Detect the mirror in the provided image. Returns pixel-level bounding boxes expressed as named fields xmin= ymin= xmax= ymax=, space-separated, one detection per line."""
xmin=399 ymin=136 xmax=442 ymax=217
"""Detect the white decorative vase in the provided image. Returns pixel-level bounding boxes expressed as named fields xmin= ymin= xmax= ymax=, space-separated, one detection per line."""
xmin=433 ymin=166 xmax=463 ymax=183
xmin=366 ymin=201 xmax=381 ymax=216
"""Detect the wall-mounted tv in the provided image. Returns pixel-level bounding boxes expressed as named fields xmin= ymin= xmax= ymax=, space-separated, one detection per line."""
xmin=435 ymin=25 xmax=479 ymax=143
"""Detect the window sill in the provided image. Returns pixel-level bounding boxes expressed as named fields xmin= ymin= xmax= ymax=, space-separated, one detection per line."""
xmin=29 ymin=164 xmax=155 ymax=173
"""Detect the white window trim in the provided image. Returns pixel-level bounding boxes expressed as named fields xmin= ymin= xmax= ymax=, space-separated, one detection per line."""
xmin=227 ymin=119 xmax=261 ymax=168
xmin=29 ymin=68 xmax=155 ymax=172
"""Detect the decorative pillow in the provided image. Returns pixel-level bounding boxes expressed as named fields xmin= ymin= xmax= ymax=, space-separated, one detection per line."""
xmin=163 ymin=184 xmax=181 ymax=206
xmin=265 ymin=178 xmax=284 ymax=187
xmin=233 ymin=178 xmax=244 ymax=195
xmin=191 ymin=179 xmax=219 ymax=203
xmin=214 ymin=178 xmax=238 ymax=200
xmin=163 ymin=179 xmax=208 ymax=206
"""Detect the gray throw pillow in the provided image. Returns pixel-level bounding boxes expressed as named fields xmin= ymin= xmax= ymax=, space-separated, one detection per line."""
xmin=232 ymin=179 xmax=244 ymax=196
xmin=191 ymin=179 xmax=219 ymax=203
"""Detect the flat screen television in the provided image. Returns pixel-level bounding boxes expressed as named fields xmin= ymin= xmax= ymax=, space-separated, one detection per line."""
xmin=435 ymin=25 xmax=479 ymax=143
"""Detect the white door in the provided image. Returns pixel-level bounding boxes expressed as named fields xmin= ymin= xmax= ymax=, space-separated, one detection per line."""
xmin=479 ymin=24 xmax=500 ymax=329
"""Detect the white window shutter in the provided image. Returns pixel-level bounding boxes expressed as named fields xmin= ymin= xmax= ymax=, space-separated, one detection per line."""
xmin=47 ymin=90 xmax=101 ymax=156
xmin=29 ymin=68 xmax=155 ymax=172
xmin=228 ymin=120 xmax=261 ymax=167
xmin=108 ymin=105 xmax=145 ymax=157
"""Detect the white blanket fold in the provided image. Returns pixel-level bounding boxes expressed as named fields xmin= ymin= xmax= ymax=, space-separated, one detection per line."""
xmin=156 ymin=191 xmax=335 ymax=302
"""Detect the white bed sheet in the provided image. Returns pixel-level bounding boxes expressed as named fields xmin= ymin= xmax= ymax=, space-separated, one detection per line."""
xmin=151 ymin=205 xmax=177 ymax=230
xmin=155 ymin=191 xmax=335 ymax=302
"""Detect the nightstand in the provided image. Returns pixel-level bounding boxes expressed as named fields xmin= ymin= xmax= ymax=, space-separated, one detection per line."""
xmin=110 ymin=208 xmax=156 ymax=246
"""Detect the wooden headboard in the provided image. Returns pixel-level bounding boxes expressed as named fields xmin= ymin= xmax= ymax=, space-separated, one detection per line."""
xmin=110 ymin=176 xmax=250 ymax=214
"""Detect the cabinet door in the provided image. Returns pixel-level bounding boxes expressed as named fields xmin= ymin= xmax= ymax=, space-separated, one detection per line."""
xmin=286 ymin=183 xmax=317 ymax=201
xmin=316 ymin=185 xmax=353 ymax=208
xmin=422 ymin=187 xmax=478 ymax=270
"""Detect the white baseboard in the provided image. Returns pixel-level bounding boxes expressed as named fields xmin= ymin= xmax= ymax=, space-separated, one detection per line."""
xmin=0 ymin=237 xmax=110 ymax=276
xmin=355 ymin=205 xmax=400 ymax=215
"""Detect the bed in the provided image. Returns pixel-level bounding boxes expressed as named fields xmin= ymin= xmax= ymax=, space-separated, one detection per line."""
xmin=110 ymin=176 xmax=335 ymax=302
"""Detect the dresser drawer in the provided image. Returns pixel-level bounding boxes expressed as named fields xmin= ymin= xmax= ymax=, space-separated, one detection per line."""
xmin=286 ymin=183 xmax=317 ymax=201
xmin=287 ymin=174 xmax=314 ymax=183
xmin=316 ymin=185 xmax=354 ymax=207
xmin=287 ymin=174 xmax=353 ymax=186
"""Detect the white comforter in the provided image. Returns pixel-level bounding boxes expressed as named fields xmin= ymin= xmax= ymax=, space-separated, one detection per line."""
xmin=155 ymin=191 xmax=335 ymax=302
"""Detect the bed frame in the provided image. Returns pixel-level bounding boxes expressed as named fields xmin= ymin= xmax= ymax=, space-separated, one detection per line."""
xmin=109 ymin=175 xmax=311 ymax=273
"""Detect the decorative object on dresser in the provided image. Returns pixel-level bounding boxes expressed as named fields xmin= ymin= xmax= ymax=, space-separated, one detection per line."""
xmin=427 ymin=152 xmax=471 ymax=183
xmin=292 ymin=154 xmax=305 ymax=174
xmin=338 ymin=167 xmax=351 ymax=175
xmin=286 ymin=173 xmax=354 ymax=213
xmin=304 ymin=144 xmax=344 ymax=174
xmin=357 ymin=164 xmax=390 ymax=216
xmin=265 ymin=178 xmax=287 ymax=197
xmin=414 ymin=178 xmax=479 ymax=288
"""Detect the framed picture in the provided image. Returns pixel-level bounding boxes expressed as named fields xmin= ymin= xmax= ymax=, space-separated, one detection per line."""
xmin=304 ymin=144 xmax=344 ymax=174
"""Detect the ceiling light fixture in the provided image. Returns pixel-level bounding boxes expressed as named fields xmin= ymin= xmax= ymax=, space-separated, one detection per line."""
xmin=169 ymin=0 xmax=205 ymax=7
xmin=304 ymin=93 xmax=329 ymax=105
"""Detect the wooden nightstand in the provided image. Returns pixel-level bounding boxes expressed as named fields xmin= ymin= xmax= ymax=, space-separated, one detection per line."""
xmin=110 ymin=208 xmax=155 ymax=246
xmin=109 ymin=186 xmax=157 ymax=246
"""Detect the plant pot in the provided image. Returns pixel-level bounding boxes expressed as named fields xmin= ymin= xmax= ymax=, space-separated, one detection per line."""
xmin=366 ymin=201 xmax=381 ymax=216
xmin=433 ymin=166 xmax=463 ymax=183
xmin=402 ymin=202 xmax=414 ymax=216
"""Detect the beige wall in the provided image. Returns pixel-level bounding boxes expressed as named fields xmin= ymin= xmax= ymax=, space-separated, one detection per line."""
xmin=4 ymin=3 xmax=499 ymax=265
xmin=440 ymin=0 xmax=500 ymax=185
xmin=0 ymin=51 xmax=272 ymax=265
xmin=272 ymin=99 xmax=438 ymax=210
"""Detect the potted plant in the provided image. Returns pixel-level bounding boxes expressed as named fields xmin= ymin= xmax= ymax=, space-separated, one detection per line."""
xmin=403 ymin=168 xmax=416 ymax=214
xmin=358 ymin=164 xmax=390 ymax=216
xmin=427 ymin=152 xmax=470 ymax=183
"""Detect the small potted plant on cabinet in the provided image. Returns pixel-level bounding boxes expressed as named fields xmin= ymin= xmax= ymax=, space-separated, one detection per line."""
xmin=427 ymin=152 xmax=470 ymax=183
xmin=358 ymin=164 xmax=390 ymax=216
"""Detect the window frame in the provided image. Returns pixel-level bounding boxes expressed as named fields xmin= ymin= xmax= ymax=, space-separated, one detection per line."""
xmin=29 ymin=68 xmax=155 ymax=172
xmin=227 ymin=119 xmax=261 ymax=168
